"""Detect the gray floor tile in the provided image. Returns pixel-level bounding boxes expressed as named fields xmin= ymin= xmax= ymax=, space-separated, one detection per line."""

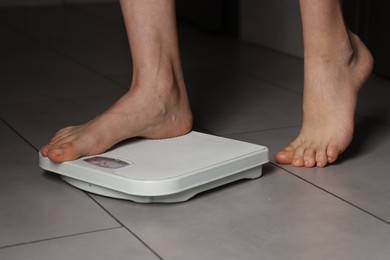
xmin=0 ymin=228 xmax=159 ymax=260
xmin=1 ymin=4 xmax=389 ymax=259
xmin=0 ymin=7 xmax=132 ymax=75
xmin=56 ymin=34 xmax=132 ymax=76
xmin=106 ymin=73 xmax=132 ymax=89
xmin=357 ymin=74 xmax=390 ymax=126
xmin=226 ymin=117 xmax=390 ymax=222
xmin=0 ymin=95 xmax=121 ymax=150
xmin=0 ymin=23 xmax=42 ymax=56
xmin=178 ymin=23 xmax=304 ymax=93
xmin=0 ymin=6 xmax=124 ymax=42
xmin=92 ymin=164 xmax=390 ymax=260
xmin=72 ymin=3 xmax=125 ymax=27
xmin=225 ymin=127 xmax=301 ymax=164
xmin=184 ymin=68 xmax=302 ymax=134
xmin=0 ymin=122 xmax=120 ymax=247
xmin=1 ymin=49 xmax=125 ymax=105
xmin=233 ymin=44 xmax=304 ymax=93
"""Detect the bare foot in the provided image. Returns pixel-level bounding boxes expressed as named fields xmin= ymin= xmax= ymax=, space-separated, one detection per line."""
xmin=275 ymin=32 xmax=373 ymax=167
xmin=40 ymin=73 xmax=193 ymax=162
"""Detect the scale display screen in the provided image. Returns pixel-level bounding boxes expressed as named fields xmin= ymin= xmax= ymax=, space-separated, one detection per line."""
xmin=84 ymin=156 xmax=129 ymax=169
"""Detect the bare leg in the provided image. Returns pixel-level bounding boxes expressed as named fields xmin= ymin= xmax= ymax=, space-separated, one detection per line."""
xmin=40 ymin=0 xmax=193 ymax=162
xmin=275 ymin=0 xmax=373 ymax=167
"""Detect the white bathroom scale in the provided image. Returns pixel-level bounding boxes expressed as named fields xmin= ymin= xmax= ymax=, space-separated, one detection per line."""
xmin=39 ymin=131 xmax=268 ymax=203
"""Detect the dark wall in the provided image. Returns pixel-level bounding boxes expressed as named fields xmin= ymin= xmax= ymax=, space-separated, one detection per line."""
xmin=175 ymin=0 xmax=239 ymax=37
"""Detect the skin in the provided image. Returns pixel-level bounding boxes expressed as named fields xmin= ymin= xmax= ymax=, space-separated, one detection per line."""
xmin=274 ymin=0 xmax=373 ymax=167
xmin=40 ymin=0 xmax=193 ymax=162
xmin=41 ymin=0 xmax=373 ymax=168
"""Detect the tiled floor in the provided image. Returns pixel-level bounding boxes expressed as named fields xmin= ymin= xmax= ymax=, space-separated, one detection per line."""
xmin=1 ymin=3 xmax=389 ymax=260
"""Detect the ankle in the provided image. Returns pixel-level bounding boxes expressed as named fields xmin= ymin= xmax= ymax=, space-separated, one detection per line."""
xmin=304 ymin=32 xmax=354 ymax=63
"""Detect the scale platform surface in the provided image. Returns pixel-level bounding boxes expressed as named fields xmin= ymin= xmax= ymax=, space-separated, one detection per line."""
xmin=39 ymin=131 xmax=268 ymax=203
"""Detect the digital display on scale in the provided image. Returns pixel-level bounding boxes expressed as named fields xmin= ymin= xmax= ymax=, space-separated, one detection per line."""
xmin=84 ymin=156 xmax=130 ymax=169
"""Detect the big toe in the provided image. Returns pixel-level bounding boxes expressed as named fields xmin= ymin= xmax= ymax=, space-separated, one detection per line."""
xmin=275 ymin=149 xmax=295 ymax=164
xmin=47 ymin=143 xmax=80 ymax=162
xmin=40 ymin=145 xmax=49 ymax=157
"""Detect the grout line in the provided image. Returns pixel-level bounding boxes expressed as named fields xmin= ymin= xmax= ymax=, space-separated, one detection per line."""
xmin=221 ymin=125 xmax=301 ymax=137
xmin=0 ymin=118 xmax=163 ymax=259
xmin=0 ymin=117 xmax=163 ymax=259
xmin=85 ymin=194 xmax=164 ymax=260
xmin=243 ymin=40 xmax=304 ymax=61
xmin=0 ymin=117 xmax=38 ymax=152
xmin=1 ymin=5 xmax=389 ymax=253
xmin=271 ymin=162 xmax=390 ymax=226
xmin=236 ymin=68 xmax=304 ymax=96
xmin=0 ymin=92 xmax=125 ymax=109
xmin=0 ymin=227 xmax=123 ymax=250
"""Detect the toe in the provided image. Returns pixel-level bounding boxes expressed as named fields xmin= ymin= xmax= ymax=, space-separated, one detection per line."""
xmin=303 ymin=147 xmax=316 ymax=168
xmin=275 ymin=143 xmax=299 ymax=164
xmin=275 ymin=149 xmax=295 ymax=164
xmin=292 ymin=145 xmax=306 ymax=167
xmin=315 ymin=145 xmax=328 ymax=168
xmin=327 ymin=143 xmax=340 ymax=164
xmin=40 ymin=145 xmax=49 ymax=157
xmin=47 ymin=142 xmax=80 ymax=162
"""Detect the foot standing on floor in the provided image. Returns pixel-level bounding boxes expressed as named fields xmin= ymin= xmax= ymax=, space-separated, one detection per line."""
xmin=275 ymin=0 xmax=373 ymax=167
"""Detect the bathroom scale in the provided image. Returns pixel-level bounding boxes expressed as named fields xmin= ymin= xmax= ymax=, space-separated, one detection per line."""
xmin=39 ymin=131 xmax=269 ymax=203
